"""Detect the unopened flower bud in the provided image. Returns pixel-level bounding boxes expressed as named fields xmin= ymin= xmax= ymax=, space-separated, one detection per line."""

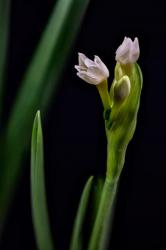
xmin=114 ymin=75 xmax=131 ymax=103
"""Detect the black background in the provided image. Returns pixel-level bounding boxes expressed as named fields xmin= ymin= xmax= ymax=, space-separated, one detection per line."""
xmin=1 ymin=0 xmax=166 ymax=249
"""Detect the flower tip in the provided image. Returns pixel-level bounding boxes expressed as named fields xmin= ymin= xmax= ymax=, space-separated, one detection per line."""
xmin=133 ymin=37 xmax=139 ymax=48
xmin=77 ymin=52 xmax=87 ymax=67
xmin=74 ymin=65 xmax=79 ymax=71
xmin=78 ymin=52 xmax=85 ymax=57
xmin=76 ymin=72 xmax=81 ymax=77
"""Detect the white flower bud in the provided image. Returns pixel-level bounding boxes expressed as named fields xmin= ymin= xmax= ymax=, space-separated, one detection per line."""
xmin=115 ymin=37 xmax=140 ymax=65
xmin=75 ymin=53 xmax=109 ymax=85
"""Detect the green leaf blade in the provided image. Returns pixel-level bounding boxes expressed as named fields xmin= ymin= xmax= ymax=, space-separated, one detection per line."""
xmin=31 ymin=111 xmax=54 ymax=250
xmin=7 ymin=0 xmax=90 ymax=145
xmin=0 ymin=0 xmax=11 ymax=114
xmin=70 ymin=176 xmax=93 ymax=250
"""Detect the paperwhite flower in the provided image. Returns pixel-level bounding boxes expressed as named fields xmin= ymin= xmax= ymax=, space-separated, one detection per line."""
xmin=115 ymin=37 xmax=140 ymax=64
xmin=75 ymin=53 xmax=109 ymax=85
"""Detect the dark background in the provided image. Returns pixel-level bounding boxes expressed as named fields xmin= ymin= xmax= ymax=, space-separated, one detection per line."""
xmin=1 ymin=0 xmax=166 ymax=249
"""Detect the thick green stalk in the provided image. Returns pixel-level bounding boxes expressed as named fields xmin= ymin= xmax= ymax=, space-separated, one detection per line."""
xmin=88 ymin=137 xmax=128 ymax=250
xmin=87 ymin=138 xmax=124 ymax=250
xmin=106 ymin=137 xmax=127 ymax=181
xmin=88 ymin=177 xmax=118 ymax=250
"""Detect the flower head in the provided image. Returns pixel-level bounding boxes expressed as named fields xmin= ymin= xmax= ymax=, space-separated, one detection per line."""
xmin=115 ymin=37 xmax=140 ymax=65
xmin=75 ymin=53 xmax=109 ymax=85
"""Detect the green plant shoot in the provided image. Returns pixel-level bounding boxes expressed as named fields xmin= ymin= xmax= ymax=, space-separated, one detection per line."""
xmin=75 ymin=37 xmax=143 ymax=250
xmin=31 ymin=111 xmax=54 ymax=250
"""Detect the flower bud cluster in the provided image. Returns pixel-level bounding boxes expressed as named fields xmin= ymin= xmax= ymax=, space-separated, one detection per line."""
xmin=75 ymin=37 xmax=140 ymax=107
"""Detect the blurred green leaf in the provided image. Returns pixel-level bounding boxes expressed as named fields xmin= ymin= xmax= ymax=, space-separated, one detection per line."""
xmin=70 ymin=176 xmax=93 ymax=250
xmin=0 ymin=0 xmax=11 ymax=114
xmin=31 ymin=111 xmax=54 ymax=250
xmin=0 ymin=0 xmax=90 ymax=221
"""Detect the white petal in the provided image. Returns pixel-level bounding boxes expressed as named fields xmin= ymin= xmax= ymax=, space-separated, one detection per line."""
xmin=129 ymin=37 xmax=140 ymax=62
xmin=77 ymin=72 xmax=99 ymax=85
xmin=94 ymin=56 xmax=109 ymax=78
xmin=75 ymin=65 xmax=87 ymax=72
xmin=133 ymin=38 xmax=139 ymax=48
xmin=116 ymin=37 xmax=132 ymax=58
xmin=87 ymin=68 xmax=103 ymax=82
xmin=87 ymin=66 xmax=101 ymax=77
xmin=129 ymin=53 xmax=139 ymax=63
xmin=75 ymin=65 xmax=80 ymax=71
xmin=78 ymin=53 xmax=87 ymax=67
xmin=87 ymin=66 xmax=107 ymax=83
xmin=117 ymin=51 xmax=130 ymax=64
xmin=84 ymin=58 xmax=96 ymax=67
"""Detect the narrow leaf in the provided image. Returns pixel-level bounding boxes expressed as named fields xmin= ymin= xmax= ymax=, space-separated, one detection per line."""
xmin=70 ymin=176 xmax=93 ymax=250
xmin=0 ymin=0 xmax=11 ymax=114
xmin=31 ymin=111 xmax=54 ymax=250
xmin=0 ymin=0 xmax=90 ymax=222
xmin=90 ymin=178 xmax=104 ymax=229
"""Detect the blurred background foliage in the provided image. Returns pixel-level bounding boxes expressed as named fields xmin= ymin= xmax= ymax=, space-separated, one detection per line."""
xmin=0 ymin=0 xmax=90 ymax=221
xmin=0 ymin=0 xmax=166 ymax=249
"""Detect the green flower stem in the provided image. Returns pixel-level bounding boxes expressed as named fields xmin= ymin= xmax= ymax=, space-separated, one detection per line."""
xmin=97 ymin=80 xmax=111 ymax=109
xmin=88 ymin=137 xmax=128 ymax=250
xmin=88 ymin=140 xmax=126 ymax=250
xmin=88 ymin=178 xmax=118 ymax=250
xmin=106 ymin=138 xmax=126 ymax=181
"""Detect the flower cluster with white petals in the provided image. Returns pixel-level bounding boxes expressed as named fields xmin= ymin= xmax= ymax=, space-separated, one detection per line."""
xmin=115 ymin=37 xmax=140 ymax=65
xmin=75 ymin=53 xmax=109 ymax=85
xmin=74 ymin=37 xmax=140 ymax=107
